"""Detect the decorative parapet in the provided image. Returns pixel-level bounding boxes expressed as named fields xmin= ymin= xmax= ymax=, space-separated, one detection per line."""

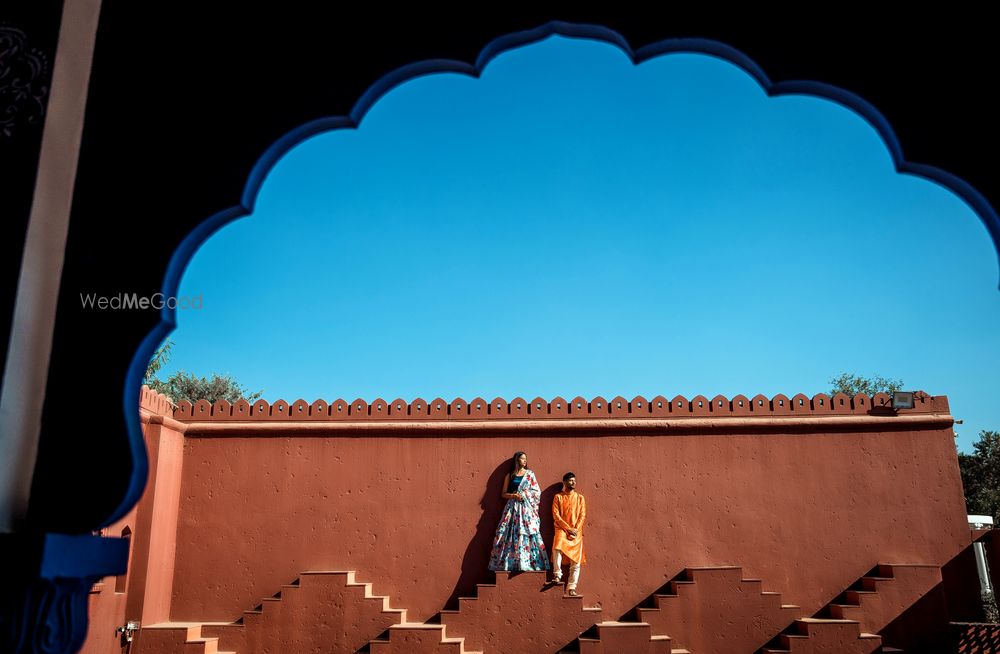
xmin=172 ymin=391 xmax=948 ymax=422
xmin=139 ymin=385 xmax=174 ymax=416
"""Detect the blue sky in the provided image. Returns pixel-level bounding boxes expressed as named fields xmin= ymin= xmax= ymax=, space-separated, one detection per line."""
xmin=161 ymin=36 xmax=999 ymax=453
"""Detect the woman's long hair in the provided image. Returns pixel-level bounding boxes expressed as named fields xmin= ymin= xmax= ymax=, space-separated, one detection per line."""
xmin=511 ymin=451 xmax=528 ymax=475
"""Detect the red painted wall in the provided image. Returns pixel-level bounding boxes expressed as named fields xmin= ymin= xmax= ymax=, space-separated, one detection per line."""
xmin=79 ymin=387 xmax=183 ymax=653
xmin=124 ymin=414 xmax=185 ymax=625
xmin=165 ymin=418 xmax=967 ymax=626
xmin=81 ymin=581 xmax=128 ymax=654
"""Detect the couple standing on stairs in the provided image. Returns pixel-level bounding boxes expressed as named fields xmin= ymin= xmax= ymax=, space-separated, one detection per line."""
xmin=487 ymin=451 xmax=587 ymax=595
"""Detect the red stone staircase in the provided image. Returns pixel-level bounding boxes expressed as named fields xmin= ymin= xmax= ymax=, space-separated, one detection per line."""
xmin=823 ymin=564 xmax=941 ymax=635
xmin=643 ymin=567 xmax=803 ymax=653
xmin=562 ymin=566 xmax=799 ymax=653
xmin=139 ymin=624 xmax=237 ymax=654
xmin=366 ymin=571 xmax=601 ymax=653
xmin=569 ymin=621 xmax=676 ymax=653
xmin=559 ymin=564 xmax=940 ymax=654
xmin=139 ymin=570 xmax=406 ymax=654
xmin=138 ymin=563 xmax=943 ymax=653
xmin=364 ymin=622 xmax=482 ymax=653
xmin=759 ymin=618 xmax=884 ymax=654
xmin=759 ymin=564 xmax=942 ymax=653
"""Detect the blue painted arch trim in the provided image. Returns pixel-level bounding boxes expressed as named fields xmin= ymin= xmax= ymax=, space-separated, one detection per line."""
xmin=113 ymin=20 xmax=1000 ymax=525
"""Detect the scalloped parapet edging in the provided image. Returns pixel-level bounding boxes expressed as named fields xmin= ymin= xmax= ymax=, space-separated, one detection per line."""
xmin=171 ymin=391 xmax=948 ymax=422
xmin=139 ymin=384 xmax=175 ymax=416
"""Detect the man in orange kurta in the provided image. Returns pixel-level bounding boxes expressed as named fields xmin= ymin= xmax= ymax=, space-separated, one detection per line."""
xmin=550 ymin=472 xmax=586 ymax=595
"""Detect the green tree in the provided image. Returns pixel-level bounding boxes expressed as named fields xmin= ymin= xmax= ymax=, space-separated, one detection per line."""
xmin=145 ymin=338 xmax=173 ymax=382
xmin=144 ymin=339 xmax=263 ymax=404
xmin=959 ymin=430 xmax=1000 ymax=520
xmin=829 ymin=372 xmax=904 ymax=397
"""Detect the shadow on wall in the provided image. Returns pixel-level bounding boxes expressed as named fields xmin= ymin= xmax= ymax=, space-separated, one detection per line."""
xmin=446 ymin=459 xmax=512 ymax=609
xmin=903 ymin=539 xmax=1000 ymax=653
xmin=878 ymin=582 xmax=950 ymax=652
xmin=539 ymin=482 xmax=562 ymax=552
xmin=942 ymin=542 xmax=988 ymax=623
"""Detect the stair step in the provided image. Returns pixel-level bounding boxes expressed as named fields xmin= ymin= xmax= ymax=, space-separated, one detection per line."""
xmin=184 ymin=637 xmax=218 ymax=654
xmin=392 ymin=623 xmax=445 ymax=629
xmin=301 ymin=569 xmax=355 ymax=573
xmin=216 ymin=568 xmax=406 ymax=654
xmin=845 ymin=589 xmax=876 ymax=602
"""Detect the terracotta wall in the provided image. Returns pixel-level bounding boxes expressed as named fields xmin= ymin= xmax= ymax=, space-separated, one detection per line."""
xmin=79 ymin=387 xmax=184 ymax=653
xmin=124 ymin=408 xmax=185 ymax=626
xmin=164 ymin=398 xmax=968 ymax=625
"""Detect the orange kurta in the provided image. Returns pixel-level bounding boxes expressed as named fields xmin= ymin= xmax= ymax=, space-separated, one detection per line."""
xmin=552 ymin=490 xmax=586 ymax=564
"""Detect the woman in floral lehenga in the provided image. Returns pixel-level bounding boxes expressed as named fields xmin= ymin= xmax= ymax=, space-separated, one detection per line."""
xmin=488 ymin=451 xmax=551 ymax=572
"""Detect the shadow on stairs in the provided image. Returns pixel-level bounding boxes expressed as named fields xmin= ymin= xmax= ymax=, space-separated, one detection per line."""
xmin=758 ymin=563 xmax=943 ymax=654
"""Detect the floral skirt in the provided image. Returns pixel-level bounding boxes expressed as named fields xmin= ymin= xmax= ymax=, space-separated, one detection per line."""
xmin=488 ymin=498 xmax=551 ymax=571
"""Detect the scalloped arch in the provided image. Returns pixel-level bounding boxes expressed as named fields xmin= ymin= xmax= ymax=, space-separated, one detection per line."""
xmin=116 ymin=20 xmax=1000 ymax=527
